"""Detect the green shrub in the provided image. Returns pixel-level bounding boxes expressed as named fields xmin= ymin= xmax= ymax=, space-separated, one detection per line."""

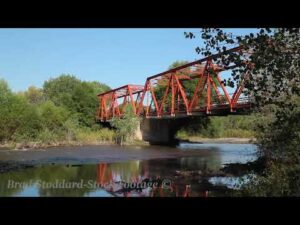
xmin=111 ymin=105 xmax=140 ymax=145
xmin=36 ymin=129 xmax=62 ymax=144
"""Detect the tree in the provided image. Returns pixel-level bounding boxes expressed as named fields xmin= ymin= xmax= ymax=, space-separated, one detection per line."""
xmin=0 ymin=79 xmax=12 ymax=103
xmin=111 ymin=105 xmax=140 ymax=145
xmin=168 ymin=61 xmax=190 ymax=70
xmin=185 ymin=28 xmax=300 ymax=107
xmin=37 ymin=100 xmax=70 ymax=131
xmin=43 ymin=74 xmax=110 ymax=127
xmin=0 ymin=80 xmax=42 ymax=142
xmin=23 ymin=86 xmax=45 ymax=104
xmin=0 ymin=76 xmax=112 ymax=145
xmin=154 ymin=61 xmax=191 ymax=108
xmin=185 ymin=28 xmax=300 ymax=196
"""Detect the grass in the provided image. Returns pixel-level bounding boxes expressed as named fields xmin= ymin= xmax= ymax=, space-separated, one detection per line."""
xmin=75 ymin=128 xmax=116 ymax=144
xmin=222 ymin=129 xmax=255 ymax=138
xmin=1 ymin=127 xmax=117 ymax=150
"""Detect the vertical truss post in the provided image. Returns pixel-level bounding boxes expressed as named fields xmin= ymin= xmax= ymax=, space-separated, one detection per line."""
xmin=231 ymin=72 xmax=249 ymax=109
xmin=128 ymin=85 xmax=137 ymax=114
xmin=188 ymin=74 xmax=206 ymax=111
xmin=209 ymin=76 xmax=223 ymax=104
xmin=149 ymin=83 xmax=160 ymax=117
xmin=188 ymin=61 xmax=210 ymax=112
xmin=111 ymin=93 xmax=116 ymax=117
xmin=206 ymin=74 xmax=211 ymax=114
xmin=177 ymin=87 xmax=180 ymax=112
xmin=137 ymin=80 xmax=149 ymax=116
xmin=135 ymin=92 xmax=141 ymax=111
xmin=174 ymin=74 xmax=190 ymax=115
xmin=159 ymin=75 xmax=172 ymax=116
xmin=104 ymin=95 xmax=108 ymax=120
xmin=215 ymin=74 xmax=232 ymax=112
xmin=146 ymin=90 xmax=150 ymax=117
xmin=171 ymin=75 xmax=175 ymax=116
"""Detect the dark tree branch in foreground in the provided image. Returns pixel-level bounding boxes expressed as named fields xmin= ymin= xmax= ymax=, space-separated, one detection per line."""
xmin=185 ymin=28 xmax=300 ymax=108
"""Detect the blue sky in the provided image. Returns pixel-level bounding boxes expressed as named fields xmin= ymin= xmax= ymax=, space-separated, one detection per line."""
xmin=0 ymin=28 xmax=258 ymax=92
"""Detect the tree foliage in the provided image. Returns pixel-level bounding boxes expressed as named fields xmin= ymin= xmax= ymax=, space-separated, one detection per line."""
xmin=23 ymin=86 xmax=45 ymax=104
xmin=43 ymin=74 xmax=110 ymax=127
xmin=111 ymin=105 xmax=140 ymax=145
xmin=185 ymin=28 xmax=300 ymax=196
xmin=186 ymin=28 xmax=300 ymax=107
xmin=0 ymin=80 xmax=42 ymax=142
xmin=0 ymin=76 xmax=113 ymax=145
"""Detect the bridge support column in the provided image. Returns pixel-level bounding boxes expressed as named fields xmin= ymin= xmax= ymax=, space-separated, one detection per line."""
xmin=134 ymin=121 xmax=143 ymax=141
xmin=139 ymin=118 xmax=190 ymax=145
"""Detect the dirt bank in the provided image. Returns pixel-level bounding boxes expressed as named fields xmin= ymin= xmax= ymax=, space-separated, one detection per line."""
xmin=0 ymin=139 xmax=149 ymax=151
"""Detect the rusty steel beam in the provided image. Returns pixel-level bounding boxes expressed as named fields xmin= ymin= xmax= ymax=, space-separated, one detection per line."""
xmin=146 ymin=46 xmax=243 ymax=81
xmin=97 ymin=84 xmax=144 ymax=97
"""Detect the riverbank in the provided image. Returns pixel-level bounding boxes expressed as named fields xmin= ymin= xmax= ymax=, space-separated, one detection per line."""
xmin=0 ymin=143 xmax=228 ymax=173
xmin=0 ymin=137 xmax=255 ymax=151
xmin=0 ymin=139 xmax=150 ymax=151
xmin=179 ymin=137 xmax=256 ymax=144
xmin=0 ymin=141 xmax=113 ymax=151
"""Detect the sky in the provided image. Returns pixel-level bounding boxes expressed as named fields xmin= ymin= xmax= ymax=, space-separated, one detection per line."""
xmin=0 ymin=28 xmax=258 ymax=92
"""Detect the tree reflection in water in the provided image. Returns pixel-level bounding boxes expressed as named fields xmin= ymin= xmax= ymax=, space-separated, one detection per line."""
xmin=96 ymin=153 xmax=222 ymax=197
xmin=0 ymin=152 xmax=223 ymax=197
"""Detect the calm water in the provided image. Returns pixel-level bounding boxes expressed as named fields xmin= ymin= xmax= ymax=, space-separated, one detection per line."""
xmin=0 ymin=143 xmax=258 ymax=197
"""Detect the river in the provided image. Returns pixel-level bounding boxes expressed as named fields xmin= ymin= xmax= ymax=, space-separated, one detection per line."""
xmin=0 ymin=142 xmax=258 ymax=197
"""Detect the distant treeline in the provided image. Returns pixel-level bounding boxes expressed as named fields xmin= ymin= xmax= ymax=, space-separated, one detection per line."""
xmin=0 ymin=75 xmax=115 ymax=148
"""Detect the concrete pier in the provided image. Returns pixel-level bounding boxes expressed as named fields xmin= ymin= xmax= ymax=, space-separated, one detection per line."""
xmin=136 ymin=117 xmax=191 ymax=145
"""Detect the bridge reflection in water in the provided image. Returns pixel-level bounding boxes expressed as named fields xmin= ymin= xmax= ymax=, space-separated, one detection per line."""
xmin=96 ymin=155 xmax=222 ymax=197
xmin=0 ymin=152 xmax=224 ymax=197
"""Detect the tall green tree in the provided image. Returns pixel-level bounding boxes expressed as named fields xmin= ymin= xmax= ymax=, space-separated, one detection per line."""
xmin=0 ymin=80 xmax=42 ymax=142
xmin=43 ymin=75 xmax=110 ymax=127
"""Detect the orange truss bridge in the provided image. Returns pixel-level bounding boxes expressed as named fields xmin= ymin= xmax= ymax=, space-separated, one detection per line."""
xmin=96 ymin=46 xmax=252 ymax=122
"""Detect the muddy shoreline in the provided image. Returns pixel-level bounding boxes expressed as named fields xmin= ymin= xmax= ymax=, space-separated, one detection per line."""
xmin=0 ymin=139 xmax=149 ymax=151
xmin=0 ymin=144 xmax=217 ymax=172
xmin=0 ymin=141 xmax=259 ymax=175
xmin=0 ymin=137 xmax=254 ymax=151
